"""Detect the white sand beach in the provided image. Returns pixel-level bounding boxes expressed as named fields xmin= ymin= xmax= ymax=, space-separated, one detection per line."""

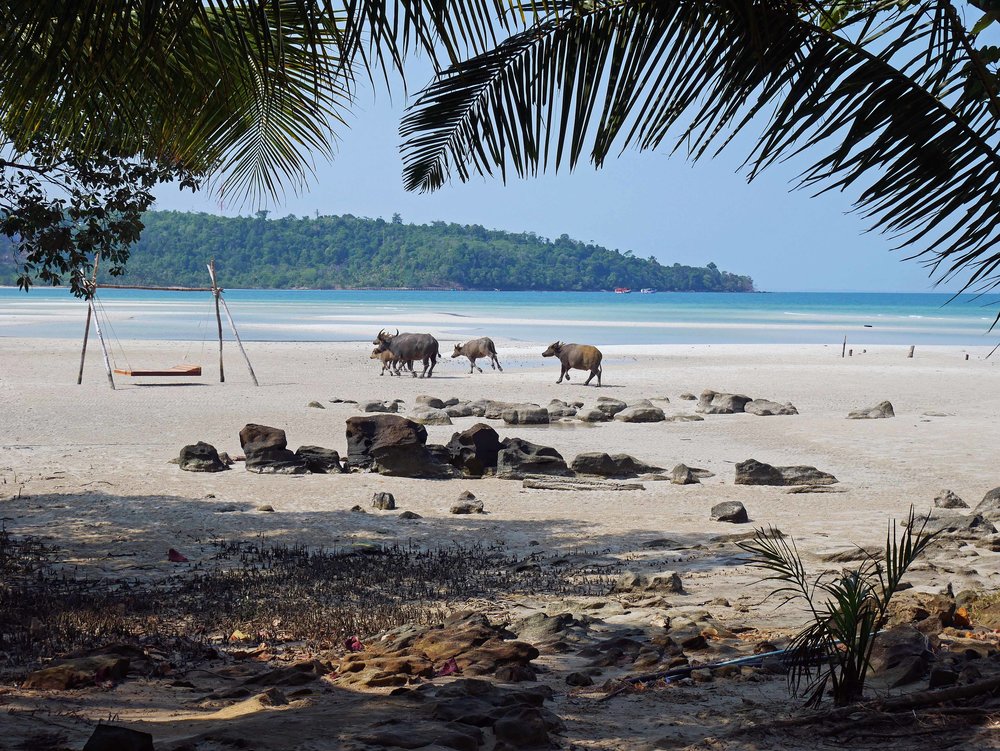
xmin=2 ymin=337 xmax=999 ymax=750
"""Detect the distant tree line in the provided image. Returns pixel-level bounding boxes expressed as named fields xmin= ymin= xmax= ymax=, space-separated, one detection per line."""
xmin=1 ymin=210 xmax=753 ymax=292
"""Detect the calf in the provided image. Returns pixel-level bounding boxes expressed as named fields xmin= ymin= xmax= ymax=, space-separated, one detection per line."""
xmin=452 ymin=337 xmax=503 ymax=374
xmin=541 ymin=341 xmax=603 ymax=386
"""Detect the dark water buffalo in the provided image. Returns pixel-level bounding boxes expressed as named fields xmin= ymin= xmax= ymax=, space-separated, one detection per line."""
xmin=452 ymin=337 xmax=503 ymax=374
xmin=370 ymin=347 xmax=401 ymax=376
xmin=542 ymin=341 xmax=603 ymax=386
xmin=373 ymin=329 xmax=439 ymax=378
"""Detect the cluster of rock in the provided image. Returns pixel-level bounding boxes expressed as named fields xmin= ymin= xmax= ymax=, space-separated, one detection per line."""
xmin=696 ymin=390 xmax=798 ymax=416
xmin=734 ymin=458 xmax=838 ymax=486
xmin=910 ymin=486 xmax=1000 ymax=537
xmin=179 ymin=425 xmax=347 ymax=475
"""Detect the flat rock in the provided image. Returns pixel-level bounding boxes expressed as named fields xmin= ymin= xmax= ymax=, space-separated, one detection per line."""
xmin=594 ymin=397 xmax=628 ymax=416
xmin=848 ymin=400 xmax=895 ymax=419
xmin=547 ymin=399 xmax=578 ymax=418
xmin=24 ymin=654 xmax=130 ymax=690
xmin=496 ymin=438 xmax=569 ymax=480
xmin=575 ymin=407 xmax=612 ymax=422
xmin=307 ymin=400 xmax=325 ymax=409
xmin=451 ymin=500 xmax=485 ymax=514
xmin=973 ymin=486 xmax=1000 ymax=522
xmin=179 ymin=441 xmax=229 ymax=472
xmin=571 ymin=452 xmax=661 ymax=477
xmin=612 ymin=571 xmax=683 ymax=594
xmin=935 ymin=489 xmax=969 ymax=509
xmin=735 ymin=458 xmax=837 ymax=486
xmin=614 ymin=401 xmax=665 ymax=423
xmin=362 ymin=399 xmax=400 ymax=413
xmin=665 ymin=414 xmax=704 ymax=422
xmin=501 ymin=404 xmax=550 ymax=425
xmin=415 ymin=395 xmax=445 ymax=409
xmin=744 ymin=399 xmax=798 ymax=416
xmin=410 ymin=406 xmax=453 ymax=425
xmin=294 ymin=445 xmax=345 ymax=473
xmin=445 ymin=402 xmax=476 ymax=418
xmin=679 ymin=393 xmax=697 ymax=400
xmin=697 ymin=390 xmax=752 ymax=415
xmin=711 ymin=501 xmax=748 ymax=523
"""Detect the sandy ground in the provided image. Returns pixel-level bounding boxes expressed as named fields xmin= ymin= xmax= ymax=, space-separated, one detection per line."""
xmin=1 ymin=337 xmax=999 ymax=749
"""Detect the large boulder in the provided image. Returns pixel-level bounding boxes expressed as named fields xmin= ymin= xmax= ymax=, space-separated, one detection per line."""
xmin=711 ymin=501 xmax=749 ymax=523
xmin=848 ymin=401 xmax=895 ymax=419
xmin=744 ymin=399 xmax=798 ymax=416
xmin=501 ymin=404 xmax=550 ymax=425
xmin=571 ymin=452 xmax=662 ymax=477
xmin=496 ymin=438 xmax=569 ymax=480
xmin=869 ymin=625 xmax=931 ymax=687
xmin=697 ymin=390 xmax=753 ymax=415
xmin=294 ymin=446 xmax=345 ymax=473
xmin=973 ymin=486 xmax=1000 ymax=522
xmin=178 ymin=442 xmax=229 ymax=472
xmin=239 ymin=424 xmax=309 ymax=474
xmin=735 ymin=458 xmax=837 ymax=486
xmin=345 ymin=415 xmax=456 ymax=478
xmin=446 ymin=423 xmax=503 ymax=477
xmin=614 ymin=400 xmax=665 ymax=423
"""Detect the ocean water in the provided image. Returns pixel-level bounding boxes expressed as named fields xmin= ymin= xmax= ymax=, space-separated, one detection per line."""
xmin=1 ymin=287 xmax=998 ymax=346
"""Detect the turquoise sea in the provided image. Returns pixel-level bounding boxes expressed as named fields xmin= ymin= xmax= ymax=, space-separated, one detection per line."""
xmin=1 ymin=288 xmax=998 ymax=346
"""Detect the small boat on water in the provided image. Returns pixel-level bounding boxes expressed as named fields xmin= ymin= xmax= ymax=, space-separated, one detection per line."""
xmin=614 ymin=287 xmax=631 ymax=294
xmin=640 ymin=288 xmax=656 ymax=294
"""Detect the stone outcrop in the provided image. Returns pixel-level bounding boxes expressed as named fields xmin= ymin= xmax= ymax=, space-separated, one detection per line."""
xmin=744 ymin=399 xmax=798 ymax=416
xmin=409 ymin=406 xmax=453 ymax=425
xmin=735 ymin=458 xmax=837 ymax=486
xmin=501 ymin=404 xmax=550 ymax=425
xmin=239 ymin=424 xmax=309 ymax=474
xmin=294 ymin=446 xmax=345 ymax=473
xmin=614 ymin=400 xmax=666 ymax=423
xmin=496 ymin=438 xmax=569 ymax=480
xmin=696 ymin=390 xmax=752 ymax=415
xmin=178 ymin=442 xmax=229 ymax=472
xmin=934 ymin=489 xmax=968 ymax=509
xmin=848 ymin=401 xmax=895 ymax=419
xmin=973 ymin=486 xmax=1000 ymax=522
xmin=612 ymin=571 xmax=683 ymax=594
xmin=345 ymin=415 xmax=456 ymax=478
xmin=446 ymin=423 xmax=503 ymax=477
xmin=571 ymin=452 xmax=662 ymax=477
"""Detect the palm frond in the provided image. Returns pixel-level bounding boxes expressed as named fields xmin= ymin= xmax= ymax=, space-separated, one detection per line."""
xmin=400 ymin=0 xmax=1000 ymax=292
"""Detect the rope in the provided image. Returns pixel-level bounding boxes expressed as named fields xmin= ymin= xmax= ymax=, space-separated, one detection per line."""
xmin=91 ymin=293 xmax=130 ymax=370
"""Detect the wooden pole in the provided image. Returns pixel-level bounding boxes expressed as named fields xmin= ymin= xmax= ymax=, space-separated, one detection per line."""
xmin=841 ymin=336 xmax=847 ymax=358
xmin=207 ymin=261 xmax=225 ymax=383
xmin=219 ymin=294 xmax=259 ymax=386
xmin=77 ymin=257 xmax=100 ymax=385
xmin=908 ymin=345 xmax=915 ymax=358
xmin=89 ymin=297 xmax=116 ymax=390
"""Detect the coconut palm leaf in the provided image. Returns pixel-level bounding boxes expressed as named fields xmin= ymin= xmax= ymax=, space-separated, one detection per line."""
xmin=400 ymin=0 xmax=1000 ymax=293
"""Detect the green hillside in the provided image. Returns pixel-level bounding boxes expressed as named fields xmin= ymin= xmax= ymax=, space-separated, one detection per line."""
xmin=1 ymin=210 xmax=753 ymax=292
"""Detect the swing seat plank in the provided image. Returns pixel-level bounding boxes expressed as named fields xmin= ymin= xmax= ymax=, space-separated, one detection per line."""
xmin=113 ymin=364 xmax=203 ymax=377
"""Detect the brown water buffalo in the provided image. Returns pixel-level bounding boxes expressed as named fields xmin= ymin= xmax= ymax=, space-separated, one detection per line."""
xmin=373 ymin=329 xmax=439 ymax=378
xmin=452 ymin=337 xmax=503 ymax=374
xmin=542 ymin=341 xmax=603 ymax=386
xmin=370 ymin=347 xmax=401 ymax=376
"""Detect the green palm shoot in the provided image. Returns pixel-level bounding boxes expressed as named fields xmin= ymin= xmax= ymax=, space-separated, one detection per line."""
xmin=737 ymin=508 xmax=939 ymax=707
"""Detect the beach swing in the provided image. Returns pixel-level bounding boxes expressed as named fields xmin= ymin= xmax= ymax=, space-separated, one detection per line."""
xmin=78 ymin=259 xmax=258 ymax=390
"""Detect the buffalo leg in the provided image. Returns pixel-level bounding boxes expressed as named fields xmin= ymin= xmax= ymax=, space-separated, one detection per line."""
xmin=493 ymin=355 xmax=503 ymax=372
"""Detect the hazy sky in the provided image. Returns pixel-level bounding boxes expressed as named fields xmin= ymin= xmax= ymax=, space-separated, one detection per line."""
xmin=153 ymin=82 xmax=956 ymax=294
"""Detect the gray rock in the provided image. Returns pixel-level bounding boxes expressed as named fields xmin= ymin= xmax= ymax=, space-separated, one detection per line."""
xmin=294 ymin=445 xmax=345 ymax=473
xmin=912 ymin=512 xmax=997 ymax=535
xmin=679 ymin=392 xmax=697 ymax=400
xmin=239 ymin=424 xmax=309 ymax=474
xmin=501 ymin=404 xmax=550 ymax=425
xmin=446 ymin=423 xmax=503 ymax=476
xmin=973 ymin=487 xmax=1000 ymax=522
xmin=398 ymin=510 xmax=422 ymax=520
xmin=328 ymin=397 xmax=358 ymax=404
xmin=410 ymin=406 xmax=453 ymax=425
xmin=744 ymin=399 xmax=799 ymax=416
xmin=870 ymin=625 xmax=930 ymax=687
xmin=595 ymin=397 xmax=628 ymax=417
xmin=483 ymin=400 xmax=514 ymax=419
xmin=612 ymin=571 xmax=683 ymax=594
xmin=671 ymin=464 xmax=699 ymax=485
xmin=848 ymin=401 xmax=895 ymax=419
xmin=697 ymin=390 xmax=752 ymax=415
xmin=415 ymin=395 xmax=445 ymax=409
xmin=361 ymin=399 xmax=399 ymax=413
xmin=445 ymin=402 xmax=476 ymax=418
xmin=451 ymin=500 xmax=485 ymax=514
xmin=571 ymin=452 xmax=662 ymax=477
xmin=614 ymin=401 xmax=665 ymax=423
xmin=178 ymin=442 xmax=229 ymax=473
xmin=575 ymin=407 xmax=611 ymax=422
xmin=735 ymin=458 xmax=837 ymax=486
xmin=307 ymin=400 xmax=325 ymax=409
xmin=345 ymin=414 xmax=457 ymax=478
xmin=257 ymin=504 xmax=275 ymax=513
xmin=711 ymin=501 xmax=748 ymax=523
xmin=934 ymin=489 xmax=969 ymax=509
xmin=371 ymin=492 xmax=396 ymax=511
xmin=465 ymin=399 xmax=490 ymax=417
xmin=547 ymin=399 xmax=578 ymax=418
xmin=565 ymin=672 xmax=594 ymax=687
xmin=665 ymin=414 xmax=704 ymax=422
xmin=496 ymin=437 xmax=569 ymax=480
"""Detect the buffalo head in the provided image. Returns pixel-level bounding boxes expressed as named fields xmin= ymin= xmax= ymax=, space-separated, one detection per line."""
xmin=451 ymin=344 xmax=464 ymax=358
xmin=542 ymin=341 xmax=563 ymax=358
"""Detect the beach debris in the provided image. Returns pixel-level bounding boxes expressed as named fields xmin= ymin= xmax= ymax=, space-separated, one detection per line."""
xmin=307 ymin=400 xmax=325 ymax=409
xmin=167 ymin=548 xmax=189 ymax=562
xmin=239 ymin=424 xmax=309 ymax=474
xmin=671 ymin=463 xmax=699 ymax=485
xmin=178 ymin=441 xmax=229 ymax=472
xmin=547 ymin=399 xmax=578 ymax=418
xmin=697 ymin=389 xmax=752 ymax=414
xmin=346 ymin=414 xmax=457 ymax=478
xmin=294 ymin=445 xmax=346 ymax=473
xmin=735 ymin=458 xmax=838 ymax=486
xmin=848 ymin=400 xmax=895 ymax=419
xmin=362 ymin=399 xmax=400 ymax=413
xmin=522 ymin=475 xmax=645 ymax=491
xmin=612 ymin=571 xmax=683 ymax=594
xmin=496 ymin=437 xmax=570 ymax=480
xmin=744 ymin=398 xmax=799 ymax=416
xmin=973 ymin=486 xmax=1000 ymax=522
xmin=679 ymin=392 xmax=697 ymax=400
xmin=371 ymin=492 xmax=396 ymax=511
xmin=614 ymin=399 xmax=666 ymax=422
xmin=711 ymin=501 xmax=749 ymax=524
xmin=415 ymin=395 xmax=445 ymax=409
xmin=23 ymin=654 xmax=131 ymax=690
xmin=575 ymin=406 xmax=612 ymax=422
xmin=446 ymin=423 xmax=503 ymax=476
xmin=409 ymin=405 xmax=453 ymax=425
xmin=935 ymin=489 xmax=969 ymax=509
xmin=571 ymin=452 xmax=663 ymax=477
xmin=501 ymin=403 xmax=550 ymax=425
xmin=398 ymin=510 xmax=422 ymax=519
xmin=82 ymin=725 xmax=153 ymax=751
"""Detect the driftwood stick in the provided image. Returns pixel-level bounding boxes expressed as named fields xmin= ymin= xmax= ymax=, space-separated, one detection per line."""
xmin=522 ymin=476 xmax=645 ymax=491
xmin=219 ymin=294 xmax=259 ymax=386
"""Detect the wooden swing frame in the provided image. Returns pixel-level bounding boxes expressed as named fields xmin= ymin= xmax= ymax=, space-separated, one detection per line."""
xmin=78 ymin=259 xmax=259 ymax=389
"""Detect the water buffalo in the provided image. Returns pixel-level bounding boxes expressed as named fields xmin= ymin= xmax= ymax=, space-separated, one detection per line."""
xmin=373 ymin=329 xmax=440 ymax=378
xmin=370 ymin=347 xmax=401 ymax=376
xmin=542 ymin=341 xmax=603 ymax=386
xmin=452 ymin=337 xmax=503 ymax=374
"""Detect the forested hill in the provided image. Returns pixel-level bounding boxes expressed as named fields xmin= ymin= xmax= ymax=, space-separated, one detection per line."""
xmin=3 ymin=211 xmax=754 ymax=292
